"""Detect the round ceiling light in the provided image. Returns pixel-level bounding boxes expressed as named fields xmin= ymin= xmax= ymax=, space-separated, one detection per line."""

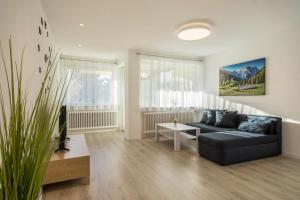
xmin=176 ymin=22 xmax=211 ymax=41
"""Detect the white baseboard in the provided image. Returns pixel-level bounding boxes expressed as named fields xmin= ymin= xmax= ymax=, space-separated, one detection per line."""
xmin=142 ymin=132 xmax=155 ymax=138
xmin=283 ymin=151 xmax=300 ymax=159
xmin=69 ymin=128 xmax=119 ymax=135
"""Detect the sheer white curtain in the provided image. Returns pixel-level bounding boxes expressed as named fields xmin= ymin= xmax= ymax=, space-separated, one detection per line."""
xmin=60 ymin=58 xmax=119 ymax=110
xmin=139 ymin=55 xmax=204 ymax=111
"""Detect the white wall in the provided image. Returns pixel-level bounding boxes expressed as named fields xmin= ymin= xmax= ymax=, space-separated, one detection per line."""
xmin=0 ymin=0 xmax=58 ymax=135
xmin=0 ymin=0 xmax=56 ymax=103
xmin=204 ymin=25 xmax=300 ymax=158
xmin=124 ymin=49 xmax=142 ymax=139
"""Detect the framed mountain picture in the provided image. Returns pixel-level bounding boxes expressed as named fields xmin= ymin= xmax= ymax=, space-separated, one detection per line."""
xmin=219 ymin=58 xmax=266 ymax=96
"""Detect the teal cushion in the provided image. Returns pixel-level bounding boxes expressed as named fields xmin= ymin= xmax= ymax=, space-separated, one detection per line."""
xmin=205 ymin=109 xmax=216 ymax=125
xmin=238 ymin=118 xmax=270 ymax=134
xmin=200 ymin=109 xmax=209 ymax=124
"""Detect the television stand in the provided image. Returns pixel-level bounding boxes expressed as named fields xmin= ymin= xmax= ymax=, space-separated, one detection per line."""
xmin=43 ymin=134 xmax=90 ymax=185
xmin=54 ymin=147 xmax=70 ymax=152
xmin=55 ymin=140 xmax=70 ymax=152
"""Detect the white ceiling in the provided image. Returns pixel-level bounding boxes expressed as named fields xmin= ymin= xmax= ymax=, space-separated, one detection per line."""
xmin=41 ymin=0 xmax=300 ymax=60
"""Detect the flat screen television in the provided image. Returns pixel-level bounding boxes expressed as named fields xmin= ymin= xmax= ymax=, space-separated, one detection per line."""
xmin=55 ymin=105 xmax=69 ymax=152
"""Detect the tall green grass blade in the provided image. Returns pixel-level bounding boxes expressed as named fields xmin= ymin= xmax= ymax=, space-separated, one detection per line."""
xmin=0 ymin=39 xmax=68 ymax=200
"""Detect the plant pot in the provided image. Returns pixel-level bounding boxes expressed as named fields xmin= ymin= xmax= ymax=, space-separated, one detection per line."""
xmin=38 ymin=188 xmax=42 ymax=200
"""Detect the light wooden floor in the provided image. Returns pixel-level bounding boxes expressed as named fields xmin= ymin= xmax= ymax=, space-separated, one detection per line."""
xmin=43 ymin=132 xmax=300 ymax=200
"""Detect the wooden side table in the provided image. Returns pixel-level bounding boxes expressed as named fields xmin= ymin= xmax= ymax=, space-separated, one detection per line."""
xmin=43 ymin=134 xmax=90 ymax=185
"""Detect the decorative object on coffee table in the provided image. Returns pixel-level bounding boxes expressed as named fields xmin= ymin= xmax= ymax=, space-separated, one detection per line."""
xmin=172 ymin=116 xmax=178 ymax=125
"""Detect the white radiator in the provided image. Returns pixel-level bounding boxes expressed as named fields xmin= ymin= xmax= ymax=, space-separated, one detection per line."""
xmin=67 ymin=110 xmax=118 ymax=132
xmin=143 ymin=110 xmax=195 ymax=134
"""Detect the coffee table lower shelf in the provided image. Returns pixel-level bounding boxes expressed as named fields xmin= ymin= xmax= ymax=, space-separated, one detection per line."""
xmin=155 ymin=123 xmax=200 ymax=151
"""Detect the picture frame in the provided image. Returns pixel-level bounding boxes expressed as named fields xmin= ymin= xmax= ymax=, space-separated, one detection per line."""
xmin=219 ymin=58 xmax=266 ymax=96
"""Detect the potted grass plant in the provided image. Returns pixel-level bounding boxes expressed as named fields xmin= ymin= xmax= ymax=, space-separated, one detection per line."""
xmin=0 ymin=39 xmax=68 ymax=200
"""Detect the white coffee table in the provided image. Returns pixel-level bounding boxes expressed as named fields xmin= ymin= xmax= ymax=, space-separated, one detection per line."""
xmin=155 ymin=123 xmax=200 ymax=151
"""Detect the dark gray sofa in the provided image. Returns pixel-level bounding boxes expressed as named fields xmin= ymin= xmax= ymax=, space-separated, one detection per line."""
xmin=186 ymin=114 xmax=282 ymax=165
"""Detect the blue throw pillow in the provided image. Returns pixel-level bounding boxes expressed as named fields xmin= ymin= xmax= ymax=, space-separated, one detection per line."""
xmin=238 ymin=119 xmax=270 ymax=134
xmin=247 ymin=116 xmax=277 ymax=134
xmin=200 ymin=109 xmax=209 ymax=123
xmin=205 ymin=109 xmax=216 ymax=125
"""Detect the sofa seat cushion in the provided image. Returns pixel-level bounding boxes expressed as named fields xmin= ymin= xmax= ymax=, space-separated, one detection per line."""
xmin=186 ymin=122 xmax=234 ymax=135
xmin=198 ymin=131 xmax=277 ymax=149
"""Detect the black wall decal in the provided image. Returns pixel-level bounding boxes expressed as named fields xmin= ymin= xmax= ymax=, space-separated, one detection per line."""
xmin=37 ymin=17 xmax=52 ymax=76
xmin=44 ymin=54 xmax=49 ymax=63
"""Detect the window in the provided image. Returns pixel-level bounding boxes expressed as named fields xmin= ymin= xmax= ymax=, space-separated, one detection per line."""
xmin=139 ymin=55 xmax=204 ymax=111
xmin=60 ymin=58 xmax=119 ymax=110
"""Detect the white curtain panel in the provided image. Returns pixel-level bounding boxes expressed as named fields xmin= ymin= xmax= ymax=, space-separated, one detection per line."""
xmin=60 ymin=58 xmax=119 ymax=110
xmin=139 ymin=55 xmax=204 ymax=111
